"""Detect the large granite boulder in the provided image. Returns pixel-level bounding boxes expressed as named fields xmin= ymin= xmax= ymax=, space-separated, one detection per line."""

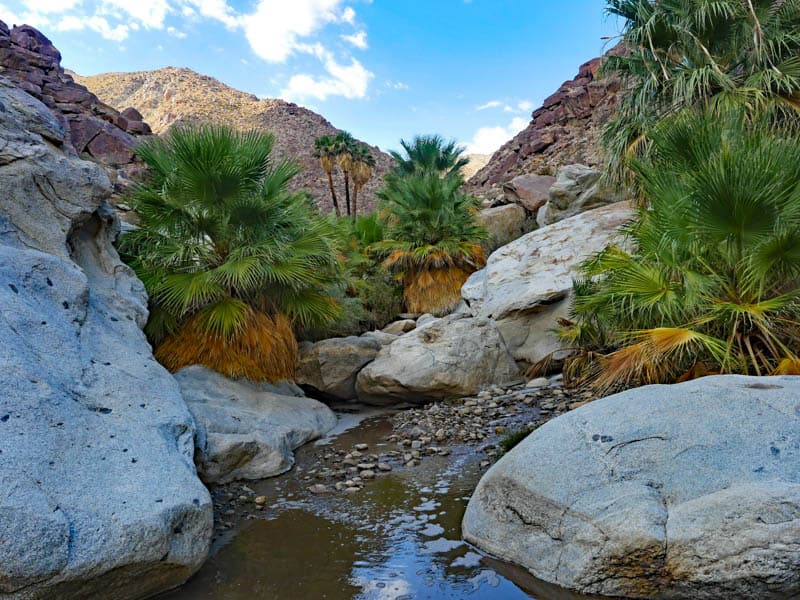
xmin=463 ymin=202 xmax=632 ymax=364
xmin=0 ymin=77 xmax=212 ymax=599
xmin=537 ymin=164 xmax=624 ymax=227
xmin=501 ymin=173 xmax=555 ymax=213
xmin=356 ymin=314 xmax=521 ymax=405
xmin=477 ymin=203 xmax=528 ymax=247
xmin=295 ymin=336 xmax=383 ymax=401
xmin=175 ymin=366 xmax=338 ymax=484
xmin=463 ymin=375 xmax=800 ymax=599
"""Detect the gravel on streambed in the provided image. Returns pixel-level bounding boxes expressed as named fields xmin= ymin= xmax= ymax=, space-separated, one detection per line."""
xmin=207 ymin=376 xmax=599 ymax=539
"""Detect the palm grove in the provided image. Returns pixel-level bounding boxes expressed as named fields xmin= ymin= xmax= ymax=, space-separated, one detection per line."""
xmin=122 ymin=0 xmax=800 ymax=389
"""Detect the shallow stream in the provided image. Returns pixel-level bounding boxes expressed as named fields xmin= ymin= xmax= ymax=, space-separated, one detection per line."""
xmin=163 ymin=414 xmax=591 ymax=600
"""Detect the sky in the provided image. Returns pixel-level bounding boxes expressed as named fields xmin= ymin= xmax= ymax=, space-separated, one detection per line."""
xmin=0 ymin=1 xmax=622 ymax=154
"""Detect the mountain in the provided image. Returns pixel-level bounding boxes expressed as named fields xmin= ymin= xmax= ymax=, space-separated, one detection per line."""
xmin=468 ymin=56 xmax=623 ymax=196
xmin=462 ymin=154 xmax=491 ymax=180
xmin=73 ymin=67 xmax=394 ymax=214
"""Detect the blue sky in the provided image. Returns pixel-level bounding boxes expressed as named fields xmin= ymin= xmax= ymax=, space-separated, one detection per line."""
xmin=0 ymin=1 xmax=621 ymax=153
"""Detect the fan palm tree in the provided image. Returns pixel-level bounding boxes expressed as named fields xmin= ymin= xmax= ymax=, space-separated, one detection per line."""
xmin=313 ymin=134 xmax=341 ymax=216
xmin=602 ymin=0 xmax=800 ymax=181
xmin=334 ymin=131 xmax=357 ymax=216
xmin=351 ymin=144 xmax=376 ymax=220
xmin=121 ymin=124 xmax=342 ymax=382
xmin=389 ymin=134 xmax=469 ymax=179
xmin=373 ymin=172 xmax=487 ymax=315
xmin=561 ymin=107 xmax=800 ymax=391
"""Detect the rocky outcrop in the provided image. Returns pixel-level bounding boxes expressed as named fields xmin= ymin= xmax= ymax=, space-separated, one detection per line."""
xmin=0 ymin=21 xmax=151 ymax=198
xmin=0 ymin=77 xmax=211 ymax=599
xmin=501 ymin=173 xmax=555 ymax=213
xmin=469 ymin=55 xmax=622 ymax=196
xmin=537 ymin=164 xmax=623 ymax=227
xmin=296 ymin=336 xmax=383 ymax=402
xmin=476 ymin=203 xmax=528 ymax=247
xmin=463 ymin=202 xmax=632 ymax=364
xmin=74 ymin=67 xmax=394 ymax=214
xmin=356 ymin=314 xmax=521 ymax=405
xmin=175 ymin=366 xmax=337 ymax=484
xmin=463 ymin=375 xmax=800 ymax=599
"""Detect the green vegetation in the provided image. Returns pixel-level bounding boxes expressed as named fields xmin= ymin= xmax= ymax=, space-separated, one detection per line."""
xmin=563 ymin=109 xmax=800 ymax=391
xmin=122 ymin=124 xmax=341 ymax=382
xmin=603 ymin=0 xmax=800 ymax=182
xmin=313 ymin=131 xmax=376 ymax=219
xmin=374 ymin=136 xmax=487 ymax=315
xmin=499 ymin=427 xmax=534 ymax=453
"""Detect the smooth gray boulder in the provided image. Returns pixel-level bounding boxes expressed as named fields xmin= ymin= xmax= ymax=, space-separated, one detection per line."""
xmin=463 ymin=202 xmax=632 ymax=363
xmin=463 ymin=375 xmax=800 ymax=599
xmin=537 ymin=164 xmax=624 ymax=227
xmin=175 ymin=366 xmax=338 ymax=483
xmin=356 ymin=314 xmax=521 ymax=405
xmin=295 ymin=335 xmax=383 ymax=401
xmin=0 ymin=77 xmax=212 ymax=600
xmin=477 ymin=203 xmax=528 ymax=247
xmin=382 ymin=318 xmax=417 ymax=335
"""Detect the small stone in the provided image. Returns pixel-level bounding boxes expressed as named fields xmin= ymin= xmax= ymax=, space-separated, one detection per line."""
xmin=434 ymin=428 xmax=446 ymax=441
xmin=357 ymin=462 xmax=377 ymax=471
xmin=254 ymin=496 xmax=267 ymax=506
xmin=354 ymin=443 xmax=369 ymax=451
xmin=308 ymin=484 xmax=330 ymax=495
xmin=411 ymin=440 xmax=422 ymax=450
xmin=377 ymin=463 xmax=392 ymax=472
xmin=344 ymin=487 xmax=359 ymax=494
xmin=360 ymin=470 xmax=376 ymax=479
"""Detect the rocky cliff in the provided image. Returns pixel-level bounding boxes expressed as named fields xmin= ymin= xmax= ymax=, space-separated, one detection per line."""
xmin=74 ymin=67 xmax=395 ymax=213
xmin=0 ymin=20 xmax=150 ymax=198
xmin=468 ymin=56 xmax=622 ymax=196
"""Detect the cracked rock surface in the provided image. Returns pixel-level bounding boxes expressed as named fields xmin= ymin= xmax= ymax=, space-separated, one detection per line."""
xmin=0 ymin=76 xmax=212 ymax=599
xmin=462 ymin=375 xmax=800 ymax=599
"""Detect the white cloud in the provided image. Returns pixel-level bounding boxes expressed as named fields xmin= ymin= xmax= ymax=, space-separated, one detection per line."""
xmin=100 ymin=0 xmax=170 ymax=29
xmin=0 ymin=2 xmax=50 ymax=27
xmin=340 ymin=5 xmax=355 ymax=24
xmin=386 ymin=80 xmax=409 ymax=91
xmin=182 ymin=0 xmax=237 ymax=28
xmin=22 ymin=0 xmax=80 ymax=13
xmin=476 ymin=100 xmax=501 ymax=111
xmin=465 ymin=117 xmax=528 ymax=155
xmin=517 ymin=100 xmax=534 ymax=112
xmin=241 ymin=0 xmax=343 ymax=63
xmin=282 ymin=49 xmax=372 ymax=101
xmin=58 ymin=14 xmax=129 ymax=41
xmin=341 ymin=29 xmax=367 ymax=49
xmin=166 ymin=25 xmax=186 ymax=38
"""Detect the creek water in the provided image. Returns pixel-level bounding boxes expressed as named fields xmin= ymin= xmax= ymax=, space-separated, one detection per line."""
xmin=163 ymin=414 xmax=590 ymax=600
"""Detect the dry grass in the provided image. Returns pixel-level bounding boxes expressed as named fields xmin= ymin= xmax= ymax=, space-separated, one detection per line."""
xmin=155 ymin=309 xmax=298 ymax=382
xmin=404 ymin=266 xmax=474 ymax=315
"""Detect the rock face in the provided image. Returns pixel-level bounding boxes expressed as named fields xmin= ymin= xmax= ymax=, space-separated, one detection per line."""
xmin=74 ymin=67 xmax=394 ymax=214
xmin=295 ymin=336 xmax=383 ymax=401
xmin=537 ymin=164 xmax=623 ymax=227
xmin=175 ymin=366 xmax=337 ymax=484
xmin=464 ymin=202 xmax=632 ymax=364
xmin=0 ymin=21 xmax=150 ymax=197
xmin=356 ymin=314 xmax=521 ymax=405
xmin=477 ymin=203 xmax=528 ymax=247
xmin=501 ymin=173 xmax=556 ymax=213
xmin=469 ymin=55 xmax=622 ymax=195
xmin=0 ymin=77 xmax=211 ymax=599
xmin=463 ymin=375 xmax=800 ymax=599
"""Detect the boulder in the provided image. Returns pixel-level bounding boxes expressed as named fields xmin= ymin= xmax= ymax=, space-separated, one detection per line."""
xmin=382 ymin=318 xmax=417 ymax=335
xmin=501 ymin=173 xmax=555 ymax=213
xmin=360 ymin=330 xmax=398 ymax=346
xmin=476 ymin=203 xmax=528 ymax=246
xmin=464 ymin=202 xmax=632 ymax=363
xmin=175 ymin=366 xmax=337 ymax=483
xmin=537 ymin=164 xmax=624 ymax=227
xmin=0 ymin=78 xmax=212 ymax=600
xmin=463 ymin=375 xmax=800 ymax=599
xmin=295 ymin=336 xmax=383 ymax=401
xmin=356 ymin=314 xmax=520 ymax=405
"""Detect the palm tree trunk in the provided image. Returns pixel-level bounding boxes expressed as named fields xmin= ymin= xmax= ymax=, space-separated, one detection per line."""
xmin=326 ymin=170 xmax=341 ymax=217
xmin=344 ymin=171 xmax=351 ymax=216
xmin=352 ymin=183 xmax=359 ymax=220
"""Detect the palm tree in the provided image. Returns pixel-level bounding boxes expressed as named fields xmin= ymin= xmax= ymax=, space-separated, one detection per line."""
xmin=389 ymin=134 xmax=469 ymax=179
xmin=373 ymin=172 xmax=487 ymax=315
xmin=313 ymin=134 xmax=341 ymax=216
xmin=351 ymin=144 xmax=376 ymax=220
xmin=121 ymin=124 xmax=342 ymax=382
xmin=334 ymin=131 xmax=357 ymax=216
xmin=561 ymin=107 xmax=800 ymax=391
xmin=602 ymin=0 xmax=800 ymax=181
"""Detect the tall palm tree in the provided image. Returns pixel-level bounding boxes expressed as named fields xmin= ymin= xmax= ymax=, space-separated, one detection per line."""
xmin=351 ymin=144 xmax=376 ymax=220
xmin=121 ymin=124 xmax=342 ymax=382
xmin=373 ymin=172 xmax=487 ymax=315
xmin=334 ymin=131 xmax=357 ymax=216
xmin=313 ymin=134 xmax=341 ymax=216
xmin=561 ymin=107 xmax=800 ymax=390
xmin=602 ymin=0 xmax=800 ymax=181
xmin=389 ymin=134 xmax=469 ymax=179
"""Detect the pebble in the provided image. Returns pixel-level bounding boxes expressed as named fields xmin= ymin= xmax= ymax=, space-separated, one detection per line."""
xmin=254 ymin=496 xmax=267 ymax=506
xmin=308 ymin=484 xmax=330 ymax=495
xmin=354 ymin=443 xmax=369 ymax=451
xmin=360 ymin=470 xmax=376 ymax=479
xmin=377 ymin=463 xmax=392 ymax=472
